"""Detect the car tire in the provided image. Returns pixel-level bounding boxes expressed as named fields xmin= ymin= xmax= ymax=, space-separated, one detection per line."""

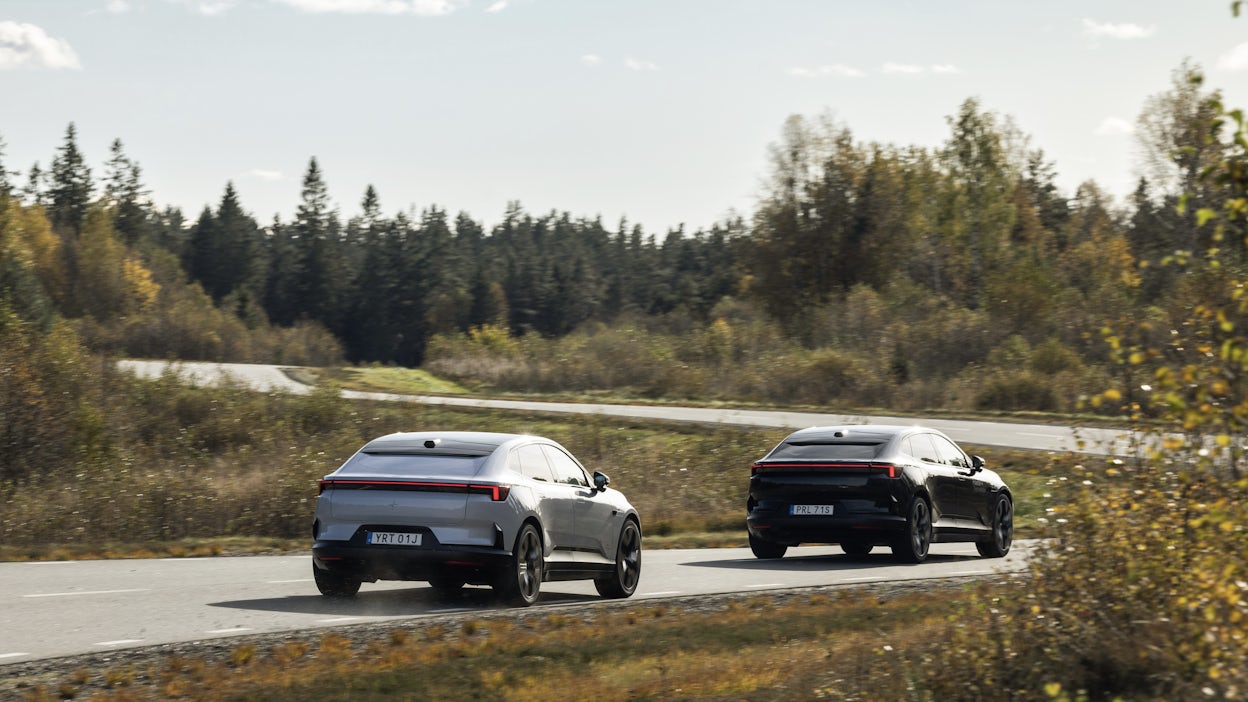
xmin=749 ymin=532 xmax=788 ymax=559
xmin=893 ymin=496 xmax=931 ymax=564
xmin=313 ymin=564 xmax=361 ymax=598
xmin=976 ymin=494 xmax=1014 ymax=558
xmin=495 ymin=523 xmax=543 ymax=606
xmin=595 ymin=519 xmax=642 ymax=599
xmin=840 ymin=540 xmax=873 ymax=557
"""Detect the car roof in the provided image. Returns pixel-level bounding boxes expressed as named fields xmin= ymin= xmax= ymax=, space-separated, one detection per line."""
xmin=361 ymin=431 xmax=541 ymax=456
xmin=782 ymin=425 xmax=919 ymax=443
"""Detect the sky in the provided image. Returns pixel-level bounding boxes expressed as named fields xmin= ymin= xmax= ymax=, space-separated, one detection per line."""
xmin=1 ymin=1 xmax=1246 ymax=235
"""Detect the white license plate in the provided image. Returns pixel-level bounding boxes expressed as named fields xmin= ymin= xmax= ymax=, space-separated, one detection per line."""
xmin=367 ymin=531 xmax=423 ymax=546
xmin=791 ymin=504 xmax=833 ymax=516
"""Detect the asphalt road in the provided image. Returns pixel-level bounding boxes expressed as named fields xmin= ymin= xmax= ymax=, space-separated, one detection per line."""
xmin=0 ymin=541 xmax=1035 ymax=663
xmin=115 ymin=359 xmax=1141 ymax=456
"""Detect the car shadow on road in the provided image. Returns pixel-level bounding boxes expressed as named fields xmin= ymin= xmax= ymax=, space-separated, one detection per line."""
xmin=209 ymin=586 xmax=599 ymax=616
xmin=681 ymin=552 xmax=981 ymax=571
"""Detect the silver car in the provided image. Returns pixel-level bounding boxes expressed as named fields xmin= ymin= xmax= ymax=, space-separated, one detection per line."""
xmin=312 ymin=431 xmax=642 ymax=605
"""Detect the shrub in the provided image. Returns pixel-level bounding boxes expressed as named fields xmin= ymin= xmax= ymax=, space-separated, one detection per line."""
xmin=973 ymin=372 xmax=1059 ymax=412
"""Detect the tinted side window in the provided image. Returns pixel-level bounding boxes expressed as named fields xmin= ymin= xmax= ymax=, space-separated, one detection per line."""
xmin=907 ymin=434 xmax=942 ymax=464
xmin=932 ymin=435 xmax=969 ymax=468
xmin=513 ymin=444 xmax=555 ymax=482
xmin=542 ymin=445 xmax=589 ymax=487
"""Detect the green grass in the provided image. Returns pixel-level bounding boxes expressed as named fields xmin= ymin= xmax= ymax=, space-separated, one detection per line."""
xmin=322 ymin=366 xmax=471 ymax=395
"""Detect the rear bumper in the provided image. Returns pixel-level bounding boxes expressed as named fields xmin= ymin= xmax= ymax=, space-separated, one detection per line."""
xmin=746 ymin=513 xmax=908 ymax=546
xmin=313 ymin=541 xmax=513 ymax=582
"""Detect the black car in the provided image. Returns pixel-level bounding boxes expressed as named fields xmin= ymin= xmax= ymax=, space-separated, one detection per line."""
xmin=745 ymin=425 xmax=1012 ymax=563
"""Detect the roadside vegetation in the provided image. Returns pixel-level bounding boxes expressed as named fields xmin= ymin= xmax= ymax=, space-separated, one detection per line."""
xmin=1 ymin=587 xmax=971 ymax=701
xmin=0 ymin=344 xmax=1060 ymax=559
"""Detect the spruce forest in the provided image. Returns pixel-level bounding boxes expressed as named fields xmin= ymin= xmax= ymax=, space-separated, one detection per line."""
xmin=3 ymin=62 xmax=1240 ymax=417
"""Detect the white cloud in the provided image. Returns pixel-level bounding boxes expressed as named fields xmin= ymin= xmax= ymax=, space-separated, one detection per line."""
xmin=243 ymin=169 xmax=285 ymax=181
xmin=0 ymin=21 xmax=82 ymax=70
xmin=625 ymin=57 xmax=658 ymax=71
xmin=580 ymin=53 xmax=601 ymax=66
xmin=787 ymin=64 xmax=864 ymax=78
xmin=1082 ymin=18 xmax=1156 ymax=40
xmin=485 ymin=0 xmax=507 ymax=12
xmin=187 ymin=0 xmax=239 ymax=15
xmin=271 ymin=0 xmax=459 ymax=15
xmin=1218 ymin=42 xmax=1248 ymax=71
xmin=1095 ymin=117 xmax=1135 ymax=135
xmin=882 ymin=62 xmax=924 ymax=74
xmin=106 ymin=0 xmax=132 ymax=13
xmin=881 ymin=62 xmax=960 ymax=75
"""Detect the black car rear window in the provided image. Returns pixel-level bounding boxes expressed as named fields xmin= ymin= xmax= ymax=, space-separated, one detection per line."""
xmin=769 ymin=442 xmax=885 ymax=460
xmin=340 ymin=453 xmax=487 ymax=478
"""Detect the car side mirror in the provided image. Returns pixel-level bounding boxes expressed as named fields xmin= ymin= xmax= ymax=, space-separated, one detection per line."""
xmin=593 ymin=471 xmax=610 ymax=492
xmin=971 ymin=455 xmax=985 ymax=472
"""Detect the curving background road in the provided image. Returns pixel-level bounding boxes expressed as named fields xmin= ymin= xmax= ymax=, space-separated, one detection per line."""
xmin=0 ymin=360 xmax=1096 ymax=665
xmin=115 ymin=359 xmax=1142 ymax=456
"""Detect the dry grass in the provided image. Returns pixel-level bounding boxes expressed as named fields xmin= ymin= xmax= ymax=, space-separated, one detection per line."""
xmin=10 ymin=587 xmax=962 ymax=701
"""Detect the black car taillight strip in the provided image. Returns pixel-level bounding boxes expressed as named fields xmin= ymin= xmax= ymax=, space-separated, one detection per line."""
xmin=318 ymin=480 xmax=510 ymax=500
xmin=751 ymin=462 xmax=898 ymax=478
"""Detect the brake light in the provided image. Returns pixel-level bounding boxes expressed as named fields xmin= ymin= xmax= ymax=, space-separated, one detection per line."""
xmin=469 ymin=484 xmax=511 ymax=501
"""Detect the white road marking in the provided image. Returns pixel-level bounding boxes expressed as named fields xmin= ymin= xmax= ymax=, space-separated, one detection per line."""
xmin=746 ymin=583 xmax=787 ymax=588
xmin=21 ymin=561 xmax=75 ymax=565
xmin=947 ymin=570 xmax=990 ymax=576
xmin=22 ymin=588 xmax=151 ymax=598
xmin=266 ymin=579 xmax=312 ymax=584
xmin=425 ymin=608 xmax=472 ymax=614
xmin=95 ymin=639 xmax=143 ymax=647
xmin=205 ymin=628 xmax=253 ymax=634
xmin=317 ymin=617 xmax=361 ymax=624
xmin=1020 ymin=432 xmax=1065 ymax=439
xmin=842 ymin=576 xmax=884 ymax=583
xmin=0 ymin=652 xmax=30 ymax=659
xmin=644 ymin=591 xmax=683 ymax=597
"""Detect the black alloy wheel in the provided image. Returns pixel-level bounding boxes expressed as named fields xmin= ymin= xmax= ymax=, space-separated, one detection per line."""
xmin=313 ymin=564 xmax=362 ymax=598
xmin=595 ymin=519 xmax=642 ymax=598
xmin=976 ymin=494 xmax=1014 ymax=558
xmin=893 ymin=496 xmax=931 ymax=564
xmin=748 ymin=531 xmax=788 ymax=559
xmin=496 ymin=523 xmax=544 ymax=606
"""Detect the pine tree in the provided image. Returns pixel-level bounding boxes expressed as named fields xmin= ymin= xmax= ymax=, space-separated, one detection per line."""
xmin=102 ymin=139 xmax=150 ymax=244
xmin=0 ymin=134 xmax=13 ymax=206
xmin=291 ymin=158 xmax=344 ymax=330
xmin=47 ymin=124 xmax=93 ymax=237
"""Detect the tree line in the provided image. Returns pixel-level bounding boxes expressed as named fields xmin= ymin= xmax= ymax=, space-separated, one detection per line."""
xmin=1 ymin=60 xmax=1243 ymax=392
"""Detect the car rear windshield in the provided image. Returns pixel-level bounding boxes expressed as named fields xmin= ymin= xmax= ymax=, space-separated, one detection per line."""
xmin=339 ymin=453 xmax=488 ymax=478
xmin=769 ymin=442 xmax=885 ymax=460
